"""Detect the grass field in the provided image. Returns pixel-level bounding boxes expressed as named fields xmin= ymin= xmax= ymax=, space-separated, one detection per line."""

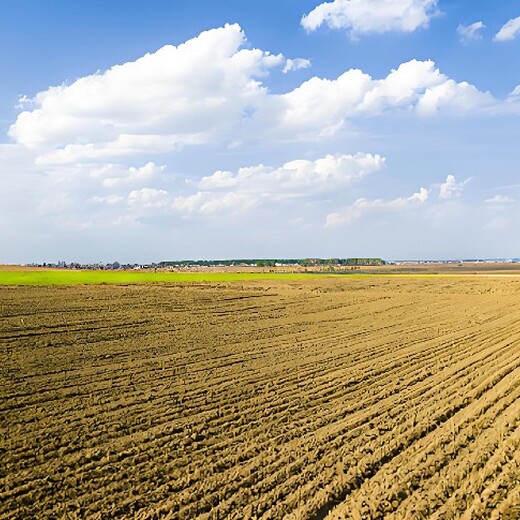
xmin=0 ymin=269 xmax=315 ymax=286
xmin=2 ymin=267 xmax=519 ymax=287
xmin=1 ymin=276 xmax=519 ymax=518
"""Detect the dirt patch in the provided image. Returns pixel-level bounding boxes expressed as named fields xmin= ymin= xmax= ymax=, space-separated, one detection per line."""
xmin=1 ymin=277 xmax=519 ymax=518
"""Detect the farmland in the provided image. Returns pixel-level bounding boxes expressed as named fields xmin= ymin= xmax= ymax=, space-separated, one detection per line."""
xmin=1 ymin=275 xmax=519 ymax=518
xmin=0 ymin=269 xmax=313 ymax=286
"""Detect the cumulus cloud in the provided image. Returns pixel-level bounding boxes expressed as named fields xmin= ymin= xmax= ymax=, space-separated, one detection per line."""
xmin=99 ymin=162 xmax=165 ymax=188
xmin=438 ymin=174 xmax=471 ymax=199
xmin=172 ymin=191 xmax=255 ymax=215
xmin=124 ymin=189 xmax=255 ymax=217
xmin=7 ymin=24 xmax=516 ymax=165
xmin=282 ymin=58 xmax=312 ymax=74
xmin=301 ymin=0 xmax=438 ymax=37
xmin=113 ymin=152 xmax=384 ymax=219
xmin=484 ymin=194 xmax=514 ymax=204
xmin=198 ymin=170 xmax=239 ymax=190
xmin=35 ymin=134 xmax=206 ymax=165
xmin=277 ymin=59 xmax=502 ymax=139
xmin=6 ymin=44 xmax=517 ymax=178
xmin=457 ymin=21 xmax=485 ymax=43
xmin=9 ymin=24 xmax=284 ymax=162
xmin=197 ymin=153 xmax=385 ymax=195
xmin=325 ymin=186 xmax=428 ymax=226
xmin=128 ymin=188 xmax=170 ymax=210
xmin=416 ymin=79 xmax=497 ymax=115
xmin=88 ymin=194 xmax=124 ymax=205
xmin=494 ymin=16 xmax=520 ymax=41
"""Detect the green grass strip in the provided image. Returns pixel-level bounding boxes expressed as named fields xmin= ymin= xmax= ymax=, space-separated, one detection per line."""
xmin=1 ymin=269 xmax=512 ymax=286
xmin=0 ymin=270 xmax=318 ymax=286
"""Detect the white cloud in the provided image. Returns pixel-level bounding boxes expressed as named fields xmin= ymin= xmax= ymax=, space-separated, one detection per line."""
xmin=416 ymin=79 xmax=496 ymax=115
xmin=8 ymin=25 xmax=516 ymax=165
xmin=125 ymin=189 xmax=256 ymax=217
xmin=101 ymin=162 xmax=165 ymax=188
xmin=119 ymin=152 xmax=384 ymax=218
xmin=457 ymin=21 xmax=485 ymax=43
xmin=438 ymin=174 xmax=471 ymax=199
xmin=9 ymin=24 xmax=284 ymax=162
xmin=301 ymin=0 xmax=438 ymax=37
xmin=198 ymin=170 xmax=238 ymax=190
xmin=325 ymin=186 xmax=428 ymax=226
xmin=277 ymin=59 xmax=503 ymax=139
xmin=484 ymin=194 xmax=514 ymax=204
xmin=128 ymin=188 xmax=170 ymax=210
xmin=88 ymin=194 xmax=124 ymax=205
xmin=510 ymin=85 xmax=520 ymax=99
xmin=172 ymin=191 xmax=255 ymax=215
xmin=283 ymin=58 xmax=312 ymax=74
xmin=494 ymin=16 xmax=520 ymax=41
xmin=35 ymin=134 xmax=206 ymax=164
xmin=198 ymin=153 xmax=385 ymax=196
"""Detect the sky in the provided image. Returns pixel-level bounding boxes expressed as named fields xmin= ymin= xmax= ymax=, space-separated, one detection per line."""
xmin=1 ymin=0 xmax=520 ymax=263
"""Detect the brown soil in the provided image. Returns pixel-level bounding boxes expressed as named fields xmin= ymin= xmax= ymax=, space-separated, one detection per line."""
xmin=1 ymin=277 xmax=519 ymax=518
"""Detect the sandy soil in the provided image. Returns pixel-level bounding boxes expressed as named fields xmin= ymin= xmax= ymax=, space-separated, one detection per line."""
xmin=1 ymin=277 xmax=519 ymax=518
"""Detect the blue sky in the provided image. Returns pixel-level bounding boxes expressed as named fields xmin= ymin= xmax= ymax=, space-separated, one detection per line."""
xmin=1 ymin=0 xmax=520 ymax=263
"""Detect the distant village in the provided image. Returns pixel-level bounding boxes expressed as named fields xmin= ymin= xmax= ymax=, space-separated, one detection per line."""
xmin=25 ymin=257 xmax=520 ymax=270
xmin=27 ymin=258 xmax=386 ymax=270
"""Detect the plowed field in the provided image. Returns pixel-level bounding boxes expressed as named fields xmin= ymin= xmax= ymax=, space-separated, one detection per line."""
xmin=1 ymin=277 xmax=519 ymax=519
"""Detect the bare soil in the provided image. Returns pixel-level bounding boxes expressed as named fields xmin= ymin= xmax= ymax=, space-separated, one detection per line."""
xmin=1 ymin=277 xmax=519 ymax=518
